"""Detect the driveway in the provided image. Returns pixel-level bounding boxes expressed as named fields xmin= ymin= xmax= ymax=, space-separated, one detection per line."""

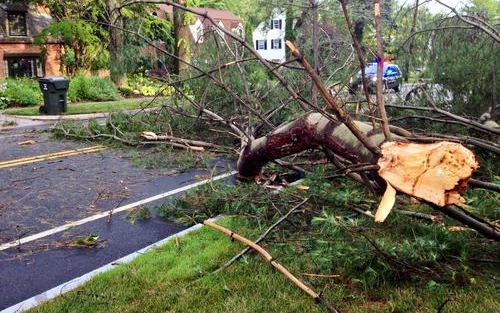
xmin=0 ymin=125 xmax=234 ymax=310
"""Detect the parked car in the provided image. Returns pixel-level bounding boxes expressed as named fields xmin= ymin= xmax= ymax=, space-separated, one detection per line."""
xmin=349 ymin=63 xmax=403 ymax=93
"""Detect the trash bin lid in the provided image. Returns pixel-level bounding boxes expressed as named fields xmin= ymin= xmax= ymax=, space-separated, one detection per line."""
xmin=38 ymin=76 xmax=69 ymax=83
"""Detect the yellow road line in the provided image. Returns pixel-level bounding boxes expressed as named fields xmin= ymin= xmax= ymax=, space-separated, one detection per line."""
xmin=0 ymin=145 xmax=105 ymax=166
xmin=0 ymin=146 xmax=106 ymax=169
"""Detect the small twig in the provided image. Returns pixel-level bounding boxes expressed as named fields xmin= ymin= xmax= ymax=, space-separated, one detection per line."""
xmin=437 ymin=298 xmax=452 ymax=313
xmin=397 ymin=210 xmax=442 ymax=223
xmin=213 ymin=198 xmax=310 ymax=274
xmin=272 ymin=159 xmax=310 ymax=175
xmin=469 ymin=258 xmax=500 ymax=264
xmin=107 ymin=198 xmax=125 ymax=224
xmin=468 ymin=179 xmax=500 ymax=193
xmin=345 ymin=203 xmax=375 ymax=218
xmin=302 ymin=273 xmax=340 ymax=278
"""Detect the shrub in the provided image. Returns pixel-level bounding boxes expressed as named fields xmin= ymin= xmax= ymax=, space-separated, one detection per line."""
xmin=118 ymin=86 xmax=134 ymax=97
xmin=139 ymin=85 xmax=156 ymax=96
xmin=67 ymin=73 xmax=120 ymax=102
xmin=1 ymin=78 xmax=42 ymax=107
xmin=0 ymin=81 xmax=7 ymax=109
xmin=128 ymin=73 xmax=174 ymax=97
xmin=0 ymin=96 xmax=8 ymax=109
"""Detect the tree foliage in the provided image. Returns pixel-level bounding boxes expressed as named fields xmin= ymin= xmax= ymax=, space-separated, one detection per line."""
xmin=35 ymin=20 xmax=108 ymax=74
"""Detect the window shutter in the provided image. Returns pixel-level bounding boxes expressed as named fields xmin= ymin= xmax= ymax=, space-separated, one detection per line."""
xmin=279 ymin=20 xmax=282 ymax=30
xmin=264 ymin=40 xmax=267 ymax=50
xmin=270 ymin=21 xmax=274 ymax=30
xmin=256 ymin=40 xmax=258 ymax=49
xmin=279 ymin=39 xmax=282 ymax=49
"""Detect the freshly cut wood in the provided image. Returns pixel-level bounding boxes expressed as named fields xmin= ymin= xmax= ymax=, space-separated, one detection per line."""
xmin=375 ymin=182 xmax=396 ymax=222
xmin=377 ymin=141 xmax=478 ymax=208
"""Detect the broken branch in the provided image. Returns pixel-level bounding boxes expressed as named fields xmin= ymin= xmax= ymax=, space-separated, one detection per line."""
xmin=213 ymin=197 xmax=309 ymax=274
xmin=203 ymin=220 xmax=338 ymax=313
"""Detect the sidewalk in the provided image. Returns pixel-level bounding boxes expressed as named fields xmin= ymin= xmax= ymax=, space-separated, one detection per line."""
xmin=0 ymin=113 xmax=51 ymax=132
xmin=0 ymin=108 xmax=158 ymax=132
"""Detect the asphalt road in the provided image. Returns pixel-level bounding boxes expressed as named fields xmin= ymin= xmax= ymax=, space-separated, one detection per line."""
xmin=0 ymin=125 xmax=234 ymax=310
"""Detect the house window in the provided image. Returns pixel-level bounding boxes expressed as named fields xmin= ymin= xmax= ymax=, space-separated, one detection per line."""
xmin=271 ymin=19 xmax=282 ymax=30
xmin=7 ymin=11 xmax=28 ymax=37
xmin=5 ymin=57 xmax=43 ymax=78
xmin=256 ymin=40 xmax=267 ymax=50
xmin=271 ymin=39 xmax=282 ymax=49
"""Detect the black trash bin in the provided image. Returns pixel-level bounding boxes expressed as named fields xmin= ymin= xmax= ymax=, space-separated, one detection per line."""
xmin=38 ymin=77 xmax=70 ymax=115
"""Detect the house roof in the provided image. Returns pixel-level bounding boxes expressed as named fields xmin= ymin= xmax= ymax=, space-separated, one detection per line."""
xmin=156 ymin=4 xmax=242 ymax=24
xmin=0 ymin=2 xmax=29 ymax=12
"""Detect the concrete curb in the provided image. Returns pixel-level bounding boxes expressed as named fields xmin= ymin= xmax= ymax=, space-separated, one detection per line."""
xmin=1 ymin=217 xmax=221 ymax=313
xmin=3 ymin=107 xmax=160 ymax=122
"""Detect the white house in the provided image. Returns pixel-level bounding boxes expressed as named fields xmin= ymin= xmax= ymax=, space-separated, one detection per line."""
xmin=252 ymin=9 xmax=286 ymax=63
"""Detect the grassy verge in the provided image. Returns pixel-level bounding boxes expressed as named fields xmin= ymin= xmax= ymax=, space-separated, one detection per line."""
xmin=30 ymin=218 xmax=334 ymax=313
xmin=3 ymin=97 xmax=164 ymax=116
xmin=29 ymin=171 xmax=500 ymax=313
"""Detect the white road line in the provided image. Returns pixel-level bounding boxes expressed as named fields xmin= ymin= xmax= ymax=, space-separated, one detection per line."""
xmin=1 ymin=217 xmax=220 ymax=313
xmin=0 ymin=171 xmax=236 ymax=252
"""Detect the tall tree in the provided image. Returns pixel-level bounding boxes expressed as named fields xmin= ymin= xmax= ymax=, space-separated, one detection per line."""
xmin=403 ymin=0 xmax=419 ymax=82
xmin=310 ymin=0 xmax=319 ymax=107
xmin=173 ymin=0 xmax=190 ymax=75
xmin=107 ymin=0 xmax=127 ymax=87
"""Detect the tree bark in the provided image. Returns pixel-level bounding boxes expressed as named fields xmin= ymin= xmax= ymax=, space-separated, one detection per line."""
xmin=173 ymin=0 xmax=190 ymax=75
xmin=310 ymin=0 xmax=319 ymax=107
xmin=354 ymin=21 xmax=364 ymax=43
xmin=107 ymin=0 xmax=127 ymax=87
xmin=237 ymin=113 xmax=386 ymax=178
xmin=404 ymin=0 xmax=419 ymax=83
xmin=373 ymin=0 xmax=391 ymax=141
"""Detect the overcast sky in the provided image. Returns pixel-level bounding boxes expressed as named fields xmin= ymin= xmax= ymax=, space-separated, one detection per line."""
xmin=398 ymin=0 xmax=469 ymax=14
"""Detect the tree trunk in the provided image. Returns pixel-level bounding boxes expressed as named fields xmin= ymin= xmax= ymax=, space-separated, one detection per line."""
xmin=310 ymin=0 xmax=319 ymax=107
xmin=354 ymin=21 xmax=364 ymax=43
xmin=173 ymin=0 xmax=190 ymax=75
xmin=373 ymin=0 xmax=391 ymax=141
xmin=237 ymin=113 xmax=386 ymax=178
xmin=107 ymin=0 xmax=127 ymax=87
xmin=404 ymin=0 xmax=420 ymax=83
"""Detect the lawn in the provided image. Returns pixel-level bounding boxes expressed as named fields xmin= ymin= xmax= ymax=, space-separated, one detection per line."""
xmin=28 ymin=217 xmax=500 ymax=313
xmin=3 ymin=97 xmax=164 ymax=116
xmin=28 ymin=176 xmax=500 ymax=313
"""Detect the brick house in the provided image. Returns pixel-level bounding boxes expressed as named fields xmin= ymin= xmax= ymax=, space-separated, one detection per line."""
xmin=154 ymin=5 xmax=245 ymax=43
xmin=0 ymin=2 xmax=62 ymax=79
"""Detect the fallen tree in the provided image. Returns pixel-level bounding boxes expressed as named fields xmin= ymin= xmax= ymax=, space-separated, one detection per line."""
xmin=236 ymin=41 xmax=498 ymax=240
xmin=235 ymin=111 xmax=499 ymax=240
xmin=77 ymin=1 xmax=499 ymax=242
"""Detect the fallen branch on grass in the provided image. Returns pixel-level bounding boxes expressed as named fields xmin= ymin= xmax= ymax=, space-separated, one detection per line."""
xmin=140 ymin=131 xmax=227 ymax=151
xmin=55 ymin=123 xmax=226 ymax=152
xmin=468 ymin=179 xmax=500 ymax=193
xmin=203 ymin=219 xmax=338 ymax=313
xmin=213 ymin=197 xmax=310 ymax=274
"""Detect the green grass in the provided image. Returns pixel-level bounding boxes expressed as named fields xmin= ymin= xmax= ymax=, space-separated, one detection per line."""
xmin=3 ymin=97 xmax=164 ymax=116
xmin=29 ymin=216 xmax=500 ymax=313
